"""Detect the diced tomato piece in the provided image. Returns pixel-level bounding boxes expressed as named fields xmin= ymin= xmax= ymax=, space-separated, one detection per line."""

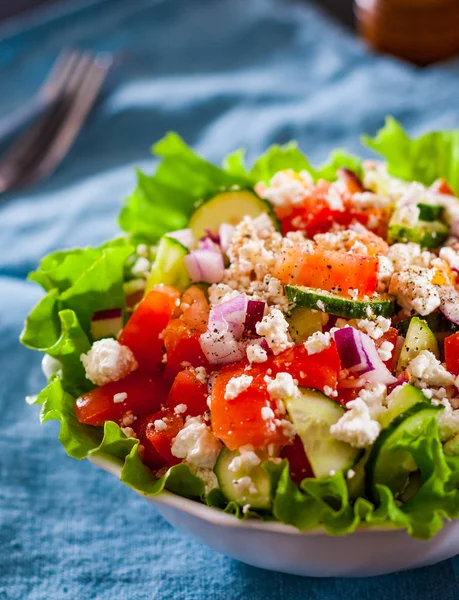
xmin=163 ymin=286 xmax=210 ymax=377
xmin=445 ymin=332 xmax=459 ymax=376
xmin=166 ymin=368 xmax=208 ymax=417
xmin=280 ymin=436 xmax=314 ymax=484
xmin=119 ymin=289 xmax=174 ymax=371
xmin=211 ymin=362 xmax=289 ymax=451
xmin=163 ymin=320 xmax=209 ymax=377
xmin=432 ymin=178 xmax=455 ymax=196
xmin=270 ymin=342 xmax=341 ymax=392
xmin=75 ymin=371 xmax=170 ymax=426
xmin=131 ymin=414 xmax=165 ymax=470
xmin=335 ymin=384 xmax=361 ymax=407
xmin=145 ymin=408 xmax=184 ymax=465
xmin=275 ymin=247 xmax=378 ymax=297
xmin=149 ymin=284 xmax=181 ymax=313
xmin=374 ymin=327 xmax=399 ymax=372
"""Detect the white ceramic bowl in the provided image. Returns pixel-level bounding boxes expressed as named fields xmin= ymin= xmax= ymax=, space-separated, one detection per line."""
xmin=90 ymin=454 xmax=459 ymax=577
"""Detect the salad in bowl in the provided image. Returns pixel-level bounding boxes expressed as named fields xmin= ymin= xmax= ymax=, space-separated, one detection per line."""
xmin=22 ymin=118 xmax=459 ymax=550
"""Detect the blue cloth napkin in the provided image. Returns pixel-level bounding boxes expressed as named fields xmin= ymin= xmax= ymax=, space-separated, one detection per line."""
xmin=1 ymin=0 xmax=459 ymax=597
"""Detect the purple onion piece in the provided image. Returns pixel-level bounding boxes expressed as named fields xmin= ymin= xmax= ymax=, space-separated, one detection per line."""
xmin=184 ymin=250 xmax=224 ymax=284
xmin=244 ymin=299 xmax=266 ymax=336
xmin=439 ymin=287 xmax=459 ymax=325
xmin=167 ymin=228 xmax=195 ymax=249
xmin=208 ymin=293 xmax=248 ymax=339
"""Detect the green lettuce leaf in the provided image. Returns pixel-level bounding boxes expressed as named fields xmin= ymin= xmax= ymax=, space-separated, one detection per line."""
xmin=362 ymin=116 xmax=459 ymax=194
xmin=249 ymin=142 xmax=362 ymax=184
xmin=120 ymin=133 xmax=362 ymax=243
xmin=119 ymin=133 xmax=251 ymax=243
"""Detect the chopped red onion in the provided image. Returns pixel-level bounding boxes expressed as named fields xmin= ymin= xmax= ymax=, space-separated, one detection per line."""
xmin=244 ymin=299 xmax=266 ymax=336
xmin=333 ymin=327 xmax=396 ymax=385
xmin=198 ymin=237 xmax=221 ymax=253
xmin=439 ymin=287 xmax=459 ymax=325
xmin=200 ymin=330 xmax=245 ymax=365
xmin=245 ymin=338 xmax=269 ymax=352
xmin=219 ymin=223 xmax=235 ymax=254
xmin=166 ymin=228 xmax=195 ymax=249
xmin=387 ymin=370 xmax=410 ymax=394
xmin=91 ymin=308 xmax=123 ymax=340
xmin=204 ymin=228 xmax=220 ymax=244
xmin=184 ymin=250 xmax=224 ymax=284
xmin=208 ymin=293 xmax=248 ymax=339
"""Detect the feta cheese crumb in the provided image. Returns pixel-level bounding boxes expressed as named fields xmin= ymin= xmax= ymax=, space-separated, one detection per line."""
xmin=256 ymin=308 xmax=293 ymax=355
xmin=265 ymin=372 xmax=298 ymax=401
xmin=242 ymin=504 xmax=251 ymax=515
xmin=358 ymin=382 xmax=387 ymax=419
xmin=377 ymin=341 xmax=394 ymax=362
xmin=225 ymin=374 xmax=253 ymax=400
xmin=261 ymin=406 xmax=275 ymax=420
xmin=357 ymin=316 xmax=391 ymax=340
xmin=228 ymin=446 xmax=261 ymax=473
xmin=346 ymin=469 xmax=356 ymax=480
xmin=440 ymin=246 xmax=459 ymax=272
xmin=113 ymin=392 xmax=127 ymax=404
xmin=131 ymin=256 xmax=151 ymax=276
xmin=246 ymin=342 xmax=268 ymax=364
xmin=304 ymin=330 xmax=331 ymax=355
xmin=171 ymin=416 xmax=222 ymax=468
xmin=233 ymin=476 xmax=258 ymax=496
xmin=330 ymin=398 xmax=381 ymax=448
xmin=323 ymin=385 xmax=338 ymax=398
xmin=407 ymin=350 xmax=455 ymax=387
xmin=80 ymin=339 xmax=138 ymax=386
xmin=154 ymin=419 xmax=167 ymax=432
xmin=190 ymin=366 xmax=208 ymax=385
xmin=121 ymin=426 xmax=136 ymax=438
xmin=193 ymin=468 xmax=219 ymax=494
xmin=389 ymin=266 xmax=440 ymax=315
xmin=174 ymin=403 xmax=188 ymax=415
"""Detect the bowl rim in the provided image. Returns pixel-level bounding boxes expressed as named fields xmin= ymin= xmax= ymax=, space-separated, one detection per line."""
xmin=89 ymin=452 xmax=403 ymax=536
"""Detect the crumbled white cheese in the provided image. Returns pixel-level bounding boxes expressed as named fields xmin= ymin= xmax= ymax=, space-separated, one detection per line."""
xmin=257 ymin=169 xmax=312 ymax=208
xmin=351 ymin=191 xmax=389 ymax=209
xmin=246 ymin=343 xmax=268 ymax=364
xmin=357 ymin=316 xmax=391 ymax=340
xmin=121 ymin=426 xmax=136 ymax=439
xmin=304 ymin=330 xmax=332 ymax=355
xmin=228 ymin=446 xmax=261 ymax=473
xmin=121 ymin=411 xmax=136 ymax=427
xmin=406 ymin=350 xmax=455 ymax=387
xmin=323 ymin=385 xmax=338 ymax=398
xmin=330 ymin=398 xmax=381 ymax=448
xmin=131 ymin=256 xmax=151 ymax=277
xmin=233 ymin=476 xmax=258 ymax=496
xmin=136 ymin=243 xmax=149 ymax=257
xmin=265 ymin=372 xmax=298 ymax=400
xmin=256 ymin=308 xmax=293 ymax=355
xmin=80 ymin=339 xmax=138 ymax=386
xmin=41 ymin=354 xmax=62 ymax=379
xmin=439 ymin=246 xmax=459 ymax=272
xmin=389 ymin=267 xmax=441 ymax=315
xmin=325 ymin=186 xmax=345 ymax=211
xmin=377 ymin=341 xmax=394 ymax=362
xmin=224 ymin=374 xmax=253 ymax=400
xmin=397 ymin=204 xmax=420 ymax=227
xmin=358 ymin=382 xmax=387 ymax=419
xmin=171 ymin=416 xmax=222 ymax=469
xmin=113 ymin=392 xmax=127 ymax=404
xmin=154 ymin=419 xmax=167 ymax=432
xmin=377 ymin=255 xmax=394 ymax=292
xmin=174 ymin=403 xmax=188 ymax=415
xmin=437 ymin=399 xmax=459 ymax=441
xmin=261 ymin=406 xmax=275 ymax=420
xmin=193 ymin=468 xmax=219 ymax=494
xmin=190 ymin=366 xmax=208 ymax=385
xmin=346 ymin=469 xmax=356 ymax=480
xmin=387 ymin=243 xmax=434 ymax=272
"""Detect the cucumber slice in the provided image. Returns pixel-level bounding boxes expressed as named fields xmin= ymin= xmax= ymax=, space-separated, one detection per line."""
xmin=395 ymin=312 xmax=457 ymax=336
xmin=380 ymin=384 xmax=429 ymax=429
xmin=285 ymin=285 xmax=395 ymax=319
xmin=285 ymin=388 xmax=361 ymax=478
xmin=287 ymin=307 xmax=323 ymax=344
xmin=367 ymin=404 xmax=442 ymax=499
xmin=388 ymin=219 xmax=448 ymax=249
xmin=444 ymin=433 xmax=459 ymax=456
xmin=417 ymin=203 xmax=443 ymax=222
xmin=214 ymin=447 xmax=271 ymax=510
xmin=189 ymin=189 xmax=280 ymax=239
xmin=145 ymin=235 xmax=190 ymax=293
xmin=396 ymin=316 xmax=439 ymax=374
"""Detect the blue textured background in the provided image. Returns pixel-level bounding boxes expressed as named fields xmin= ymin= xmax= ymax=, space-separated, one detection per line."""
xmin=1 ymin=0 xmax=459 ymax=597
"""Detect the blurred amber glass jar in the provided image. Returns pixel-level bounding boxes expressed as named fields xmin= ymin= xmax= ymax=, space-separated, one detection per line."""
xmin=355 ymin=0 xmax=459 ymax=65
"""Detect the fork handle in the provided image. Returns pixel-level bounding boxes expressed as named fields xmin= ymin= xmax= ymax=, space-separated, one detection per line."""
xmin=0 ymin=94 xmax=58 ymax=149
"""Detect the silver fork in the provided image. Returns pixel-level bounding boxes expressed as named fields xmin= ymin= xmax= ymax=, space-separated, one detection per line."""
xmin=0 ymin=49 xmax=111 ymax=193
